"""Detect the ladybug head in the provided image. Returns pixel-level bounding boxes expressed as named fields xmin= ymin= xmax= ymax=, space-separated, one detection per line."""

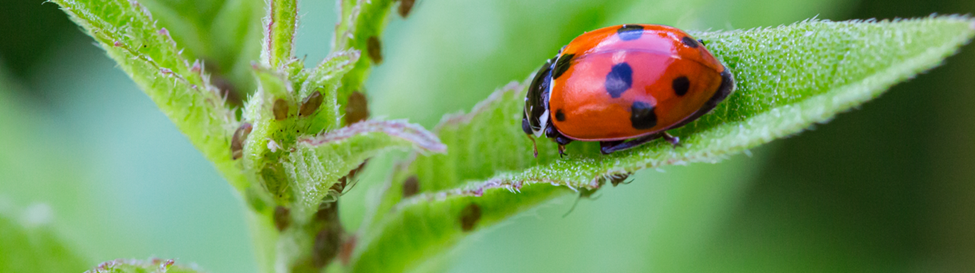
xmin=523 ymin=58 xmax=554 ymax=138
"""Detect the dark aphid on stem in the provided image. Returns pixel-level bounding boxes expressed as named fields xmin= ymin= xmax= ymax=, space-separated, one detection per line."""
xmin=459 ymin=203 xmax=482 ymax=232
xmin=312 ymin=226 xmax=340 ymax=268
xmin=344 ymin=91 xmax=370 ymax=125
xmin=402 ymin=175 xmax=419 ymax=198
xmin=398 ymin=0 xmax=415 ymax=18
xmin=366 ymin=36 xmax=383 ymax=64
xmin=299 ymin=91 xmax=324 ymax=117
xmin=338 ymin=235 xmax=357 ymax=265
xmin=273 ymin=206 xmax=291 ymax=231
xmin=312 ymin=202 xmax=341 ymax=268
xmin=231 ymin=122 xmax=253 ymax=160
xmin=273 ymin=98 xmax=289 ymax=120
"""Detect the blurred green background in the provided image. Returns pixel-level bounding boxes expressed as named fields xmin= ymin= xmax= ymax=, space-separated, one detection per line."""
xmin=1 ymin=0 xmax=973 ymax=272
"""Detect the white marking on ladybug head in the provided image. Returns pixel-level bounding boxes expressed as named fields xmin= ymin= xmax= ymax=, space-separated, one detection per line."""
xmin=535 ymin=109 xmax=549 ymax=138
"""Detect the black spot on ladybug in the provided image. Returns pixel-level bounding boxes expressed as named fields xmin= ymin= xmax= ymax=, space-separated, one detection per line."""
xmin=617 ymin=25 xmax=644 ymax=41
xmin=299 ymin=91 xmax=323 ymax=117
xmin=273 ymin=206 xmax=290 ymax=231
xmin=672 ymin=76 xmax=690 ymax=96
xmin=555 ymin=109 xmax=565 ymax=122
xmin=367 ymin=36 xmax=383 ymax=64
xmin=630 ymin=101 xmax=657 ymax=129
xmin=552 ymin=54 xmax=574 ymax=79
xmin=605 ymin=62 xmax=633 ymax=98
xmin=459 ymin=203 xmax=482 ymax=232
xmin=273 ymin=99 xmax=288 ymax=120
xmin=402 ymin=176 xmax=419 ymax=198
xmin=681 ymin=36 xmax=699 ymax=48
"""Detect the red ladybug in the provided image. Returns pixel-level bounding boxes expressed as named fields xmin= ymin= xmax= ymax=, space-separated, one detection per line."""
xmin=522 ymin=24 xmax=735 ymax=156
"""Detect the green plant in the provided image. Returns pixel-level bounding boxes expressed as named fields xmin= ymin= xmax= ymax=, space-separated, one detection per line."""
xmin=4 ymin=0 xmax=971 ymax=272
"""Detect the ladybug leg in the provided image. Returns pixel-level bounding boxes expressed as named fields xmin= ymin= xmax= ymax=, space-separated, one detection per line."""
xmin=662 ymin=132 xmax=681 ymax=147
xmin=542 ymin=117 xmax=572 ymax=157
xmin=555 ymin=135 xmax=572 ymax=158
xmin=599 ymin=134 xmax=663 ymax=154
xmin=599 ymin=140 xmax=625 ymax=154
xmin=527 ymin=135 xmax=539 ymax=158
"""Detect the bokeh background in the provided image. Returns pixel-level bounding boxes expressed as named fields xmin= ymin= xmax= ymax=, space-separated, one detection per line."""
xmin=1 ymin=0 xmax=973 ymax=272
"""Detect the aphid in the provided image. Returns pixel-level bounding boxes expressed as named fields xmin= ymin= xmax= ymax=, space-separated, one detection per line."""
xmin=273 ymin=98 xmax=289 ymax=120
xmin=312 ymin=228 xmax=339 ymax=268
xmin=398 ymin=0 xmax=415 ymax=18
xmin=338 ymin=235 xmax=357 ymax=265
xmin=402 ymin=175 xmax=419 ymax=198
xmin=344 ymin=91 xmax=370 ymax=125
xmin=231 ymin=122 xmax=253 ymax=160
xmin=366 ymin=36 xmax=383 ymax=64
xmin=459 ymin=203 xmax=482 ymax=232
xmin=522 ymin=24 xmax=735 ymax=156
xmin=299 ymin=91 xmax=323 ymax=117
xmin=273 ymin=206 xmax=291 ymax=231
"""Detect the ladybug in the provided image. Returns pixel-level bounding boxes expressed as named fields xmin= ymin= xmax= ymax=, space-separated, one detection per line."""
xmin=522 ymin=24 xmax=735 ymax=156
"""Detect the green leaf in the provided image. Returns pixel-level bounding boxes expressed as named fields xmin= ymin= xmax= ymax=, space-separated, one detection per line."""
xmin=263 ymin=0 xmax=298 ymax=68
xmin=52 ymin=0 xmax=245 ymax=189
xmin=139 ymin=0 xmax=265 ymax=102
xmin=352 ymin=16 xmax=975 ymax=272
xmin=0 ymin=204 xmax=90 ymax=273
xmin=85 ymin=259 xmax=203 ymax=273
xmin=289 ymin=120 xmax=446 ymax=215
xmin=332 ymin=0 xmax=396 ymax=123
xmin=300 ymin=51 xmax=362 ymax=134
xmin=243 ymin=119 xmax=444 ymax=271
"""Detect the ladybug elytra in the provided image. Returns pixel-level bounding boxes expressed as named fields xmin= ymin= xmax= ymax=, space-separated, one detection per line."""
xmin=522 ymin=24 xmax=735 ymax=156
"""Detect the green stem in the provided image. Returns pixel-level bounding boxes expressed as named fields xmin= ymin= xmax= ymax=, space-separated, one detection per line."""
xmin=265 ymin=0 xmax=298 ymax=68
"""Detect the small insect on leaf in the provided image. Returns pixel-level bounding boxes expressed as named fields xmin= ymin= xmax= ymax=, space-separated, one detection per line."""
xmin=300 ymin=91 xmax=324 ymax=117
xmin=273 ymin=206 xmax=291 ymax=231
xmin=367 ymin=36 xmax=383 ymax=64
xmin=398 ymin=0 xmax=416 ymax=18
xmin=273 ymin=98 xmax=289 ymax=120
xmin=312 ymin=227 xmax=340 ymax=268
xmin=459 ymin=203 xmax=482 ymax=232
xmin=344 ymin=91 xmax=370 ymax=125
xmin=339 ymin=235 xmax=357 ymax=265
xmin=231 ymin=122 xmax=253 ymax=160
xmin=402 ymin=175 xmax=419 ymax=198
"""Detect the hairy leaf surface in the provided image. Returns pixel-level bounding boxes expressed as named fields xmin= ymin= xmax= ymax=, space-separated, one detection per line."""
xmin=352 ymin=17 xmax=975 ymax=272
